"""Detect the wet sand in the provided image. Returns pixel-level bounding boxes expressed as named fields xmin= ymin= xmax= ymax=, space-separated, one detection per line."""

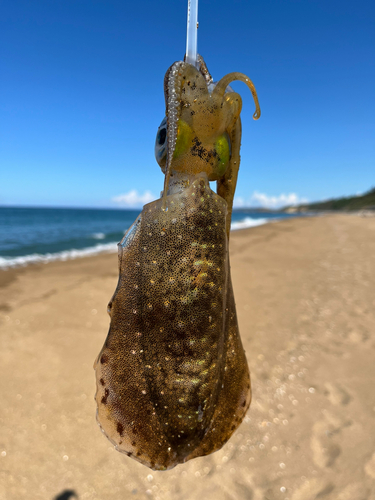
xmin=0 ymin=214 xmax=374 ymax=500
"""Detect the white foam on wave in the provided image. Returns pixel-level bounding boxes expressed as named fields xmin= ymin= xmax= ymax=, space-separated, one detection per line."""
xmin=0 ymin=242 xmax=118 ymax=270
xmin=92 ymin=232 xmax=106 ymax=240
xmin=231 ymin=216 xmax=269 ymax=230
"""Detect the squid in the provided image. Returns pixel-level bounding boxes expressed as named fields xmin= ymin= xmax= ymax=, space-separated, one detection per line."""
xmin=94 ymin=5 xmax=260 ymax=471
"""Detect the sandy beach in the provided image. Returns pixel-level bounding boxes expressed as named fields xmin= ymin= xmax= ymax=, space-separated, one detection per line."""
xmin=0 ymin=214 xmax=374 ymax=500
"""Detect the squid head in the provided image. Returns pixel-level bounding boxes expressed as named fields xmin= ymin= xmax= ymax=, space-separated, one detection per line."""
xmin=155 ymin=56 xmax=260 ymax=235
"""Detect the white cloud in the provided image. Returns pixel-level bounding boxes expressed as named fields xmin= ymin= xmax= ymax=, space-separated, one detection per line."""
xmin=111 ymin=190 xmax=155 ymax=208
xmin=234 ymin=191 xmax=308 ymax=209
xmin=232 ymin=196 xmax=246 ymax=209
xmin=112 ymin=189 xmax=307 ymax=210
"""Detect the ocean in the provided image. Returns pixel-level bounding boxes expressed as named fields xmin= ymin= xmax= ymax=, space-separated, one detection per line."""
xmin=0 ymin=206 xmax=303 ymax=269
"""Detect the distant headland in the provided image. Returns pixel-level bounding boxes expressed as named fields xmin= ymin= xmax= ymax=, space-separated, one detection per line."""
xmin=281 ymin=187 xmax=375 ymax=214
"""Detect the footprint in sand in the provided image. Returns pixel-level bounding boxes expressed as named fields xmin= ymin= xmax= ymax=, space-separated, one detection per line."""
xmin=336 ymin=482 xmax=370 ymax=500
xmin=310 ymin=430 xmax=341 ymax=468
xmin=310 ymin=412 xmax=348 ymax=468
xmin=324 ymin=382 xmax=351 ymax=405
xmin=291 ymin=478 xmax=334 ymax=500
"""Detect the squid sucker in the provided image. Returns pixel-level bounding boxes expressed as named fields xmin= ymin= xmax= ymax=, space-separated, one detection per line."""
xmin=94 ymin=55 xmax=260 ymax=470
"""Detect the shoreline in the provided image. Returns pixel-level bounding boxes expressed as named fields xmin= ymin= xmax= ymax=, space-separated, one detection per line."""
xmin=6 ymin=209 xmax=372 ymax=273
xmin=0 ymin=213 xmax=305 ymax=272
xmin=1 ymin=209 xmax=372 ymax=273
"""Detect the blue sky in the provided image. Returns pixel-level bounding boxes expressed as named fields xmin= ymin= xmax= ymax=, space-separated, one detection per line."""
xmin=1 ymin=0 xmax=374 ymax=209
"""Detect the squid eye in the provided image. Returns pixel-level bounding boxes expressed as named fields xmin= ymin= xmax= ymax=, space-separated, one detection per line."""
xmin=155 ymin=116 xmax=167 ymax=163
xmin=173 ymin=119 xmax=193 ymax=159
xmin=214 ymin=132 xmax=231 ymax=177
xmin=157 ymin=127 xmax=166 ymax=146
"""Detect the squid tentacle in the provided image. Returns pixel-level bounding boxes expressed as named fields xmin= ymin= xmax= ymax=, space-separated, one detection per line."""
xmin=212 ymin=72 xmax=261 ymax=120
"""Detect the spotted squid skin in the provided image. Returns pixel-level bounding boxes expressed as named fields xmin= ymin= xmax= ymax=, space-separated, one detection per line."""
xmin=94 ymin=176 xmax=251 ymax=470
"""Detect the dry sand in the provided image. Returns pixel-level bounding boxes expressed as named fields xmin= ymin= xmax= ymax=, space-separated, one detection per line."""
xmin=0 ymin=214 xmax=374 ymax=500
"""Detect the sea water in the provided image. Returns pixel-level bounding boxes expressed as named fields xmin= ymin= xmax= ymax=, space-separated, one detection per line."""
xmin=0 ymin=206 xmax=303 ymax=269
